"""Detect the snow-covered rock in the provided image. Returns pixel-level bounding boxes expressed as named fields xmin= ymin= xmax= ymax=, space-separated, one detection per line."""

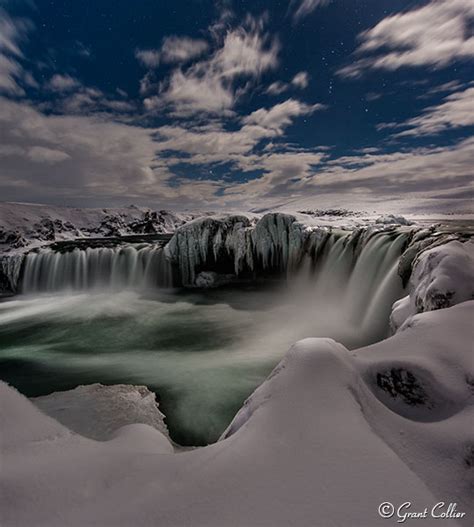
xmin=0 ymin=202 xmax=197 ymax=256
xmin=376 ymin=214 xmax=413 ymax=226
xmin=1 ymin=302 xmax=473 ymax=526
xmin=32 ymin=383 xmax=170 ymax=443
xmin=391 ymin=240 xmax=474 ymax=332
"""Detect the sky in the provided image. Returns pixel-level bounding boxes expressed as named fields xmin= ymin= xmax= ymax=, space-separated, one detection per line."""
xmin=0 ymin=0 xmax=473 ymax=213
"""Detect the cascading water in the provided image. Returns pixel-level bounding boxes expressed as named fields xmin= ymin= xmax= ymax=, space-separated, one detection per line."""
xmin=21 ymin=244 xmax=173 ymax=293
xmin=285 ymin=229 xmax=409 ymax=347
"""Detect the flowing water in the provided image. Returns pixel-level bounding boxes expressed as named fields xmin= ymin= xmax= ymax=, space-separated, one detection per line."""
xmin=0 ymin=231 xmax=408 ymax=445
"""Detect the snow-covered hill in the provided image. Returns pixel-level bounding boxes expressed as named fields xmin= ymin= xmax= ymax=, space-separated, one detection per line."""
xmin=0 ymin=201 xmax=199 ymax=253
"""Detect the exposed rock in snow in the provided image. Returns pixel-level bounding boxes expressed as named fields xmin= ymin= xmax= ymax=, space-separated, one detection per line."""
xmin=2 ymin=302 xmax=473 ymax=526
xmin=32 ymin=383 xmax=170 ymax=443
xmin=391 ymin=240 xmax=474 ymax=332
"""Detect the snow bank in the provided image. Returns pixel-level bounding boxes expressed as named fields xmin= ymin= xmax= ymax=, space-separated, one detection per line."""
xmin=2 ymin=301 xmax=473 ymax=526
xmin=33 ymin=383 xmax=170 ymax=442
xmin=391 ymin=240 xmax=474 ymax=332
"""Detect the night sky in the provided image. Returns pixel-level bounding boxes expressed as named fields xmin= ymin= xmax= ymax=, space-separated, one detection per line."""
xmin=0 ymin=0 xmax=473 ymax=213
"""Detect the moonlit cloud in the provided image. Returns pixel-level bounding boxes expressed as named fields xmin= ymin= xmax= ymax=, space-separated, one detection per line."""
xmin=144 ymin=16 xmax=280 ymax=116
xmin=135 ymin=49 xmax=161 ymax=68
xmin=292 ymin=0 xmax=332 ymax=22
xmin=291 ymin=71 xmax=309 ymax=89
xmin=47 ymin=74 xmax=81 ymax=92
xmin=136 ymin=37 xmax=209 ymax=69
xmin=338 ymin=0 xmax=474 ymax=78
xmin=0 ymin=8 xmax=31 ymax=95
xmin=392 ymin=86 xmax=474 ymax=137
xmin=0 ymin=2 xmax=472 ymax=214
xmin=160 ymin=36 xmax=209 ymax=64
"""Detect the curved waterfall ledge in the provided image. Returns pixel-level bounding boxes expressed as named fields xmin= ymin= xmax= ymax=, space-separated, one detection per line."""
xmin=1 ymin=212 xmax=471 ymax=295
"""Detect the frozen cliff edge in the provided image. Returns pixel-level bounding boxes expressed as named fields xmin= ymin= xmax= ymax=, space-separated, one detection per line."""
xmin=165 ymin=212 xmax=470 ymax=289
xmin=2 ymin=301 xmax=473 ymax=526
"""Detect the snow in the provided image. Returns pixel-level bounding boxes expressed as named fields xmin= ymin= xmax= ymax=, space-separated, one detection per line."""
xmin=0 ymin=201 xmax=196 ymax=256
xmin=1 ymin=300 xmax=473 ymax=526
xmin=33 ymin=383 xmax=170 ymax=443
xmin=391 ymin=240 xmax=474 ymax=332
xmin=376 ymin=214 xmax=414 ymax=226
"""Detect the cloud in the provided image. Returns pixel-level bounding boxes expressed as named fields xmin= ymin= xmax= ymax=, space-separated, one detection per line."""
xmin=292 ymin=0 xmax=332 ymax=22
xmin=387 ymin=86 xmax=474 ymax=137
xmin=47 ymin=74 xmax=81 ymax=92
xmin=0 ymin=96 xmax=181 ymax=204
xmin=135 ymin=49 xmax=161 ymax=68
xmin=291 ymin=71 xmax=309 ymax=89
xmin=265 ymin=71 xmax=309 ymax=95
xmin=265 ymin=81 xmax=288 ymax=95
xmin=27 ymin=146 xmax=71 ymax=164
xmin=0 ymin=8 xmax=32 ymax=95
xmin=136 ymin=37 xmax=209 ymax=69
xmin=338 ymin=0 xmax=474 ymax=78
xmin=243 ymin=99 xmax=323 ymax=131
xmin=223 ymin=137 xmax=474 ymax=213
xmin=160 ymin=36 xmax=209 ymax=63
xmin=144 ymin=16 xmax=280 ymax=116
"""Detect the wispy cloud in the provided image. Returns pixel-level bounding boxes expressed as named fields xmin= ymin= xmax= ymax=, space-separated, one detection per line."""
xmin=338 ymin=0 xmax=474 ymax=78
xmin=135 ymin=37 xmax=209 ymax=69
xmin=393 ymin=86 xmax=474 ymax=137
xmin=46 ymin=74 xmax=81 ymax=92
xmin=0 ymin=8 xmax=33 ymax=95
xmin=144 ymin=15 xmax=280 ymax=116
xmin=265 ymin=71 xmax=309 ymax=95
xmin=292 ymin=0 xmax=332 ymax=23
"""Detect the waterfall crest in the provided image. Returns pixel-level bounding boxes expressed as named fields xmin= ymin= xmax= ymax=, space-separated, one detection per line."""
xmin=21 ymin=244 xmax=173 ymax=293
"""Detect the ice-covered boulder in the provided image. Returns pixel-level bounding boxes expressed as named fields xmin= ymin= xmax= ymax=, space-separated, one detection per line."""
xmin=391 ymin=240 xmax=474 ymax=332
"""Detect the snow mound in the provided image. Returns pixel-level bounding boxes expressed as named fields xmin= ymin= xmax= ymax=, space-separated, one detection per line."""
xmin=32 ymin=383 xmax=170 ymax=442
xmin=391 ymin=240 xmax=474 ymax=332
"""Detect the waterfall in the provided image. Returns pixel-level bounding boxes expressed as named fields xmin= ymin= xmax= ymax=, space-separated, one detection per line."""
xmin=290 ymin=230 xmax=409 ymax=346
xmin=21 ymin=244 xmax=173 ymax=293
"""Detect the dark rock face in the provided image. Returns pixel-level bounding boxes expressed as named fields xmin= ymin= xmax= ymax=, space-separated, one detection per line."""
xmin=376 ymin=368 xmax=430 ymax=407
